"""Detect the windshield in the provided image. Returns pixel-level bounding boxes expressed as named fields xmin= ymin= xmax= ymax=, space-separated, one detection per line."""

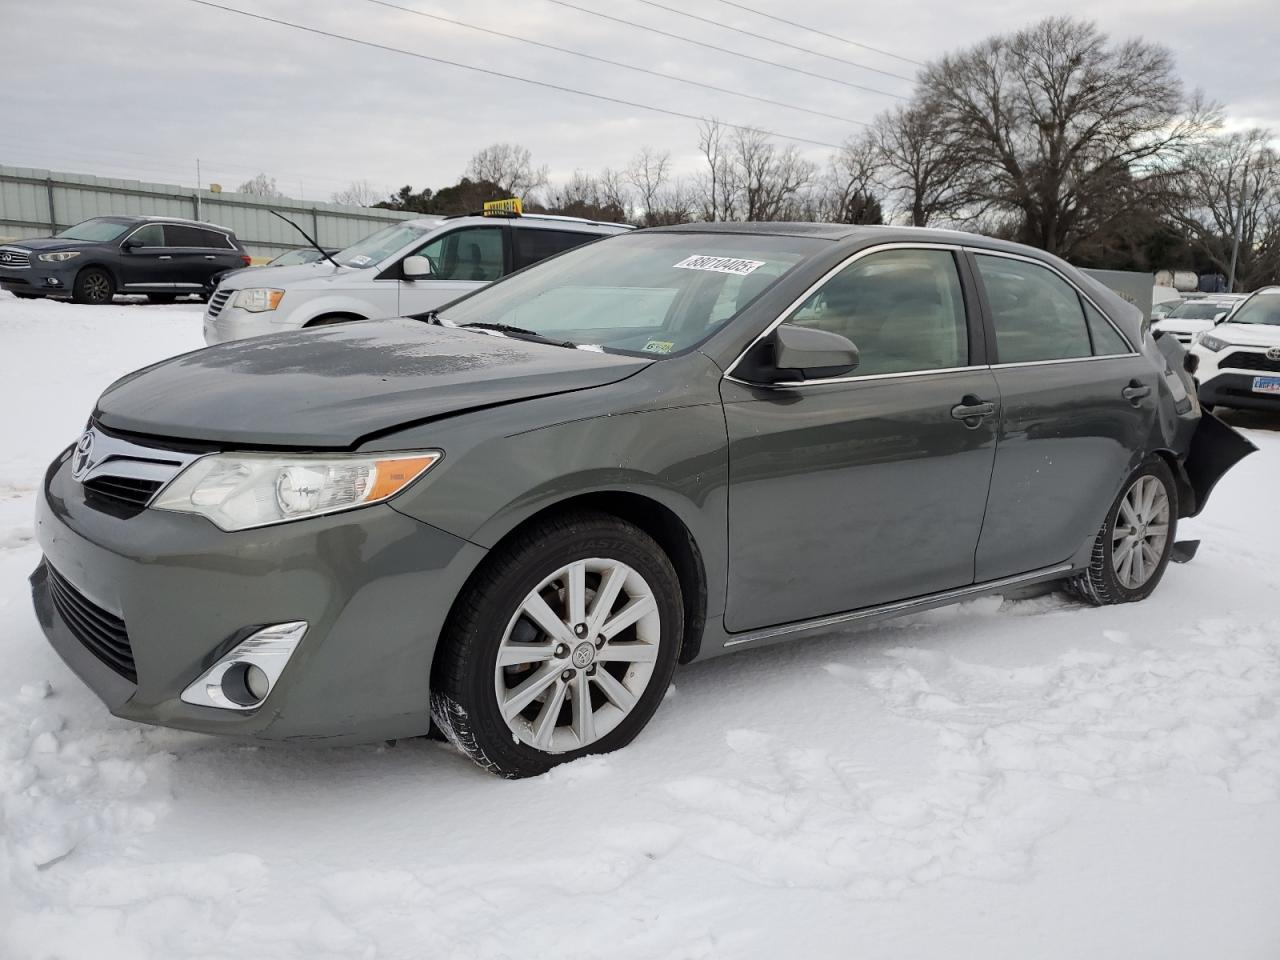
xmin=438 ymin=232 xmax=821 ymax=355
xmin=268 ymin=249 xmax=322 ymax=267
xmin=334 ymin=222 xmax=436 ymax=268
xmin=56 ymin=218 xmax=131 ymax=242
xmin=1167 ymin=301 xmax=1235 ymax=320
xmin=1228 ymin=292 xmax=1280 ymax=326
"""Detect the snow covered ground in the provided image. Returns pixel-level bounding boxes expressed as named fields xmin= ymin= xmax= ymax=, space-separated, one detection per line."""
xmin=1 ymin=289 xmax=1278 ymax=959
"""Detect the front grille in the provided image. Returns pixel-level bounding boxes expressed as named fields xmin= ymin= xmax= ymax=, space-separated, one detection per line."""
xmin=0 ymin=247 xmax=31 ymax=268
xmin=45 ymin=564 xmax=136 ymax=683
xmin=1222 ymin=351 xmax=1280 ymax=373
xmin=83 ymin=474 xmax=162 ymax=509
xmin=207 ymin=288 xmax=233 ymax=318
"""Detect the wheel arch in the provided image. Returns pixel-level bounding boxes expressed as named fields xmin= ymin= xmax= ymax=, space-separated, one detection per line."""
xmin=304 ymin=311 xmax=367 ymax=327
xmin=1150 ymin=446 xmax=1194 ymax=518
xmin=434 ymin=490 xmax=709 ymax=672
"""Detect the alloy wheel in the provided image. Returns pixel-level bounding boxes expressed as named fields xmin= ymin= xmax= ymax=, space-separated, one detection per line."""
xmin=1111 ymin=474 xmax=1171 ymax=589
xmin=494 ymin=558 xmax=661 ymax=754
xmin=85 ymin=273 xmax=111 ymax=303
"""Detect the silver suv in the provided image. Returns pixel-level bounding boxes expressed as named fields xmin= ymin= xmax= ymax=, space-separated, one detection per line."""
xmin=203 ymin=213 xmax=630 ymax=344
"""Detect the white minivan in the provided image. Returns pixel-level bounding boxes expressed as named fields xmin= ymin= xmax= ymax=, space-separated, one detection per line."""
xmin=203 ymin=212 xmax=631 ymax=345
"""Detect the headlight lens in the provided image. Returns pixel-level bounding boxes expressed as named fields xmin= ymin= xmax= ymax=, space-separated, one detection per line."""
xmin=152 ymin=451 xmax=440 ymax=530
xmin=1196 ymin=333 xmax=1228 ymax=352
xmin=232 ymin=288 xmax=285 ymax=312
xmin=38 ymin=251 xmax=80 ymax=262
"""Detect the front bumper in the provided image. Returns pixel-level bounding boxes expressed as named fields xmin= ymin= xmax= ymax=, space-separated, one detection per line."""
xmin=203 ymin=302 xmax=294 ymax=345
xmin=0 ymin=259 xmax=77 ymax=296
xmin=1198 ymin=373 xmax=1280 ymax=411
xmin=31 ymin=448 xmax=487 ymax=742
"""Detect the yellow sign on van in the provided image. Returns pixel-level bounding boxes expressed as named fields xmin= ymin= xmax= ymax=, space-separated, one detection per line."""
xmin=483 ymin=197 xmax=523 ymax=216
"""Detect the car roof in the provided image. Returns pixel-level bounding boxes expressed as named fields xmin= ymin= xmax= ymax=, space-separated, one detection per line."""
xmin=440 ymin=213 xmax=631 ymax=232
xmin=647 ymin=222 xmax=1056 ymax=254
xmin=89 ymin=214 xmax=236 ymax=234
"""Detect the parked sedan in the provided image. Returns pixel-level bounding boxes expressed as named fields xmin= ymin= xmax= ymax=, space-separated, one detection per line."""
xmin=30 ymin=223 xmax=1252 ymax=778
xmin=0 ymin=216 xmax=250 ymax=303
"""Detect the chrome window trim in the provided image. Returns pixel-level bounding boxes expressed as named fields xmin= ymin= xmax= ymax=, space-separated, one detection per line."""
xmin=965 ymin=246 xmax=1138 ymax=356
xmin=723 ymin=241 xmax=970 ymax=387
xmin=122 ymin=222 xmax=236 ymax=251
xmin=726 ymin=364 xmax=988 ymax=389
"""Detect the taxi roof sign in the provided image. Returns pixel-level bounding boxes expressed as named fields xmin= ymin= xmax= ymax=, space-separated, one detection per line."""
xmin=483 ymin=197 xmax=523 ymax=216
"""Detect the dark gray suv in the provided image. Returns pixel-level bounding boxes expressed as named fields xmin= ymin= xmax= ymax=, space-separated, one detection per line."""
xmin=30 ymin=223 xmax=1253 ymax=778
xmin=0 ymin=216 xmax=249 ymax=303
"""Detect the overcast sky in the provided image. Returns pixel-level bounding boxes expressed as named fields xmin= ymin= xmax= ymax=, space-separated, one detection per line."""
xmin=5 ymin=0 xmax=1278 ymax=202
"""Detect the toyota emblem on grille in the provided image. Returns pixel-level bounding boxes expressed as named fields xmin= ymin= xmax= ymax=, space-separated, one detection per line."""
xmin=1267 ymin=347 xmax=1280 ymax=362
xmin=71 ymin=430 xmax=97 ymax=481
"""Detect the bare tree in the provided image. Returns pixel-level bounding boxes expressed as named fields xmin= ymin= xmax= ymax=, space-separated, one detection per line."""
xmin=695 ymin=119 xmax=739 ymax=221
xmin=874 ymin=102 xmax=972 ymax=227
xmin=466 ymin=143 xmax=548 ymax=201
xmin=818 ymin=132 xmax=883 ymax=224
xmin=919 ymin=16 xmax=1217 ymax=256
xmin=236 ymin=173 xmax=284 ymax=198
xmin=330 ymin=179 xmax=383 ymax=207
xmin=598 ymin=167 xmax=631 ymax=218
xmin=731 ymin=127 xmax=815 ymax=221
xmin=543 ymin=170 xmax=627 ymax=222
xmin=1167 ymin=129 xmax=1280 ymax=290
xmin=626 ymin=147 xmax=672 ymax=225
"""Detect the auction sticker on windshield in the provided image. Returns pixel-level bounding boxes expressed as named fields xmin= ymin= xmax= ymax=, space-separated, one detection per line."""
xmin=673 ymin=255 xmax=766 ymax=276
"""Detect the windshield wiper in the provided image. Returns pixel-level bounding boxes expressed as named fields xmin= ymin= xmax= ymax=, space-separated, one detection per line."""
xmin=459 ymin=322 xmax=576 ymax=349
xmin=269 ymin=210 xmax=343 ymax=269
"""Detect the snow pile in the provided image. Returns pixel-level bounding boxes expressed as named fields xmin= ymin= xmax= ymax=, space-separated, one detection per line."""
xmin=1 ymin=290 xmax=1278 ymax=958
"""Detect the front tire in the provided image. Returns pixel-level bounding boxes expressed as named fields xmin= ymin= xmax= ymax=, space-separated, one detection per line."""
xmin=72 ymin=267 xmax=114 ymax=304
xmin=431 ymin=511 xmax=683 ymax=778
xmin=1070 ymin=456 xmax=1177 ymax=605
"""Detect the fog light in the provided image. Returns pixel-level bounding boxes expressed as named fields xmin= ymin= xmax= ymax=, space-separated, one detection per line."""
xmin=45 ymin=277 xmax=60 ymax=286
xmin=181 ymin=621 xmax=307 ymax=711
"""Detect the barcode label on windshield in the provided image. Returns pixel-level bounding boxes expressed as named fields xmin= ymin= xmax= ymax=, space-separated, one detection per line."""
xmin=673 ymin=255 xmax=766 ymax=276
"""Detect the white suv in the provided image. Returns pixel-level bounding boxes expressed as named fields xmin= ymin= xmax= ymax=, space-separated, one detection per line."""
xmin=203 ymin=213 xmax=630 ymax=345
xmin=1187 ymin=286 xmax=1280 ymax=411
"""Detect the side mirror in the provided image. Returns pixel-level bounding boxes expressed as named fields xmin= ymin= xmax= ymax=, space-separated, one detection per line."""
xmin=402 ymin=255 xmax=432 ymax=279
xmin=121 ymin=237 xmax=140 ymax=251
xmin=1213 ymin=311 xmax=1228 ymax=323
xmin=774 ymin=325 xmax=859 ymax=378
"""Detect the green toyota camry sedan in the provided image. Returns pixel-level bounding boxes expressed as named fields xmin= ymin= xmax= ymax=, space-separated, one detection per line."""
xmin=31 ymin=223 xmax=1253 ymax=778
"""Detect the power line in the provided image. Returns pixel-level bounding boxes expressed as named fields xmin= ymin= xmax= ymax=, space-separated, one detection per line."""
xmin=359 ymin=0 xmax=869 ymax=126
xmin=708 ymin=0 xmax=925 ymax=67
xmin=181 ymin=0 xmax=849 ymax=149
xmin=631 ymin=0 xmax=915 ymax=82
xmin=541 ymin=0 xmax=908 ymax=100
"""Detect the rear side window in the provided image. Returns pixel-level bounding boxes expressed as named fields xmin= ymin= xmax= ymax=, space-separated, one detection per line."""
xmin=976 ymin=255 xmax=1091 ymax=363
xmin=1084 ymin=301 xmax=1131 ymax=355
xmin=163 ymin=225 xmax=208 ymax=247
xmin=192 ymin=228 xmax=234 ymax=249
xmin=513 ymin=229 xmax=597 ymax=270
xmin=784 ymin=248 xmax=969 ymax=376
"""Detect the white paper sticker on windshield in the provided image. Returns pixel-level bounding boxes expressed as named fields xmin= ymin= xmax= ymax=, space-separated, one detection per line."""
xmin=673 ymin=255 xmax=766 ymax=276
xmin=349 ymin=254 xmax=372 ymax=265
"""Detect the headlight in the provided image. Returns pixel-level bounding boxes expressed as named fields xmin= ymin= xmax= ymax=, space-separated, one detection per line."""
xmin=232 ymin=288 xmax=285 ymax=312
xmin=152 ymin=451 xmax=441 ymax=530
xmin=1196 ymin=333 xmax=1228 ymax=352
xmin=38 ymin=251 xmax=80 ymax=262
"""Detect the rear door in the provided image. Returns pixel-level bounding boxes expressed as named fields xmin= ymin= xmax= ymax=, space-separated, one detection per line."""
xmin=722 ymin=245 xmax=999 ymax=632
xmin=969 ymin=251 xmax=1156 ymax=580
xmin=396 ymin=224 xmax=507 ymax=315
xmin=166 ymin=225 xmax=239 ymax=290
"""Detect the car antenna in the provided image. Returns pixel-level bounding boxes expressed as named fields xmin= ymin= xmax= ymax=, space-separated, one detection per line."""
xmin=269 ymin=210 xmax=343 ymax=269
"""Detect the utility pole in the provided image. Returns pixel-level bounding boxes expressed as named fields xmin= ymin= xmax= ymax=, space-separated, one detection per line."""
xmin=195 ymin=158 xmax=202 ymax=220
xmin=1226 ymin=158 xmax=1250 ymax=293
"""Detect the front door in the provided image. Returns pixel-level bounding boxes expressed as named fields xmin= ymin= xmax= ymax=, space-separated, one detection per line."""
xmin=116 ymin=223 xmax=179 ymax=290
xmin=968 ymin=252 xmax=1158 ymax=580
xmin=722 ymin=246 xmax=999 ymax=633
xmin=396 ymin=225 xmax=506 ymax=315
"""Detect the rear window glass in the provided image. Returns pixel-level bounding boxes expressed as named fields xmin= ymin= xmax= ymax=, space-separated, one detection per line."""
xmin=976 ymin=255 xmax=1092 ymax=363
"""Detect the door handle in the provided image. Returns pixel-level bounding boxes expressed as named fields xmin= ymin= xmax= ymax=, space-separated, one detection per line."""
xmin=158 ymin=255 xmax=172 ymax=260
xmin=203 ymin=255 xmax=216 ymax=260
xmin=950 ymin=395 xmax=995 ymax=428
xmin=1121 ymin=380 xmax=1151 ymax=405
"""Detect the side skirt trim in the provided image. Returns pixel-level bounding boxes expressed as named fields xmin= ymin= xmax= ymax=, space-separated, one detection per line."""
xmin=722 ymin=562 xmax=1075 ymax=648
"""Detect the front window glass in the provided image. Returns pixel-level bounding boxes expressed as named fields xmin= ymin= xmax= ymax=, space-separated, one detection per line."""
xmin=1167 ymin=301 xmax=1234 ymax=321
xmin=334 ymin=222 xmax=436 ymax=268
xmin=57 ymin=218 xmax=130 ymax=242
xmin=438 ymin=232 xmax=818 ymax=355
xmin=976 ymin=255 xmax=1091 ymax=363
xmin=269 ymin=249 xmax=321 ymax=266
xmin=1222 ymin=292 xmax=1280 ymax=326
xmin=784 ymin=249 xmax=968 ymax=375
xmin=130 ymin=223 xmax=164 ymax=247
xmin=414 ymin=226 xmax=504 ymax=281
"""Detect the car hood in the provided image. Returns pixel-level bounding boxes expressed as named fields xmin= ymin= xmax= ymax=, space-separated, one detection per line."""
xmin=1211 ymin=322 xmax=1280 ymax=347
xmin=2 ymin=237 xmax=91 ymax=252
xmin=216 ymin=261 xmax=355 ymax=289
xmin=1155 ymin=318 xmax=1213 ymax=335
xmin=94 ymin=319 xmax=652 ymax=447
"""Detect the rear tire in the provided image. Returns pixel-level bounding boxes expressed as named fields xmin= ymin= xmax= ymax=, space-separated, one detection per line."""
xmin=72 ymin=267 xmax=114 ymax=304
xmin=1069 ymin=456 xmax=1178 ymax=606
xmin=431 ymin=511 xmax=683 ymax=778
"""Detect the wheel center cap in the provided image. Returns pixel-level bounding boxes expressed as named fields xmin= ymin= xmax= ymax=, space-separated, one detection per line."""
xmin=570 ymin=642 xmax=596 ymax=669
